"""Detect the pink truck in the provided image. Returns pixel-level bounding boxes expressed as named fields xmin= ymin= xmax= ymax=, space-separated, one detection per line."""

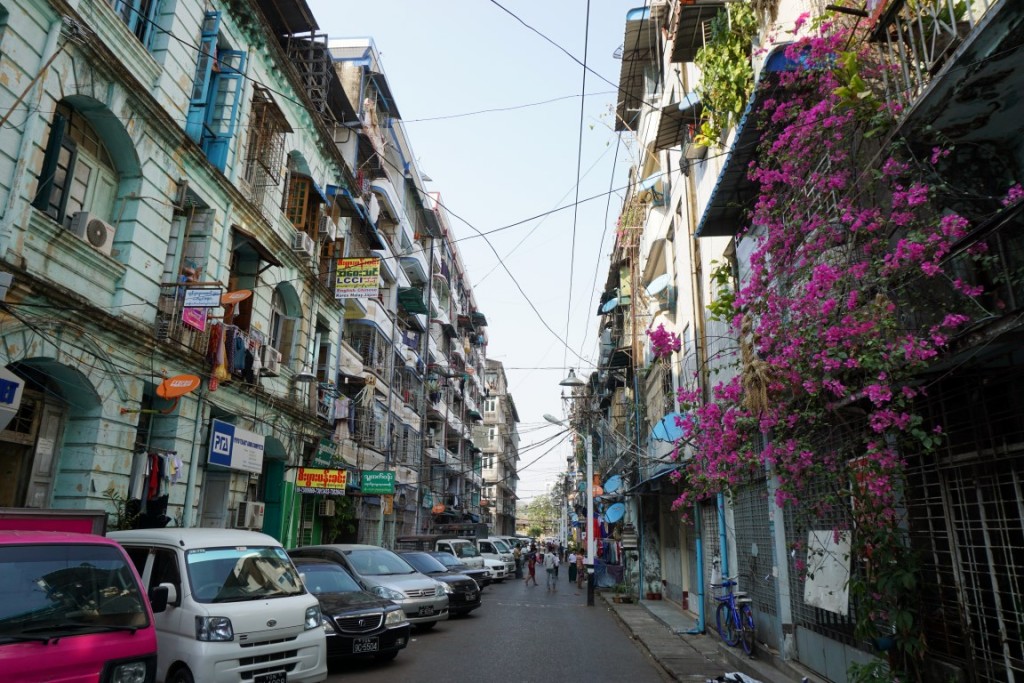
xmin=0 ymin=508 xmax=167 ymax=683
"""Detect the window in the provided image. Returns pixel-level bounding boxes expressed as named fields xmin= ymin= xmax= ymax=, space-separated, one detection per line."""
xmin=162 ymin=195 xmax=212 ymax=285
xmin=185 ymin=12 xmax=246 ymax=171
xmin=33 ymin=102 xmax=118 ymax=226
xmin=484 ymin=397 xmax=497 ymax=414
xmin=269 ymin=287 xmax=297 ymax=360
xmin=241 ymin=86 xmax=290 ymax=207
xmin=112 ymin=0 xmax=163 ymax=48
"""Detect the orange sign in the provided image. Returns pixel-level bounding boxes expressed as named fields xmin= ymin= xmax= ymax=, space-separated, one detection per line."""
xmin=156 ymin=374 xmax=202 ymax=398
xmin=221 ymin=289 xmax=252 ymax=305
xmin=431 ymin=503 xmax=446 ymax=514
xmin=382 ymin=495 xmax=394 ymax=515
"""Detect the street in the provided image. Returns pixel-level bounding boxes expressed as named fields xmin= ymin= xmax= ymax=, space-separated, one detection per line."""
xmin=326 ymin=574 xmax=672 ymax=682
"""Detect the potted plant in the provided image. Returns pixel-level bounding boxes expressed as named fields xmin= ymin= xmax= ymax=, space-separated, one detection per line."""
xmin=646 ymin=579 xmax=663 ymax=601
xmin=612 ymin=582 xmax=635 ymax=604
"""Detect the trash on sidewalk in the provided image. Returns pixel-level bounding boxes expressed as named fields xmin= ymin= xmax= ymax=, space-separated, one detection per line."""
xmin=706 ymin=674 xmax=764 ymax=683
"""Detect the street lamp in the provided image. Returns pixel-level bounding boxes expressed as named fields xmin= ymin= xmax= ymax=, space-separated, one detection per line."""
xmin=544 ymin=412 xmax=595 ymax=606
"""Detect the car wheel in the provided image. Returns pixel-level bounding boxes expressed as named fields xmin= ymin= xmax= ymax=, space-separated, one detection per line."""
xmin=167 ymin=668 xmax=195 ymax=683
xmin=416 ymin=621 xmax=437 ymax=631
xmin=375 ymin=650 xmax=399 ymax=662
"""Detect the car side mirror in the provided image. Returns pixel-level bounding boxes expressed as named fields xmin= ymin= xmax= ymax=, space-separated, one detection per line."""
xmin=149 ymin=583 xmax=173 ymax=612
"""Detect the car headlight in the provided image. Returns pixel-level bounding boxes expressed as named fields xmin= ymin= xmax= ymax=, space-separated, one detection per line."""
xmin=110 ymin=661 xmax=148 ymax=683
xmin=440 ymin=581 xmax=454 ymax=595
xmin=372 ymin=585 xmax=406 ymax=601
xmin=434 ymin=584 xmax=446 ymax=597
xmin=195 ymin=616 xmax=234 ymax=641
xmin=322 ymin=614 xmax=337 ymax=633
xmin=384 ymin=609 xmax=407 ymax=626
xmin=305 ymin=605 xmax=322 ymax=630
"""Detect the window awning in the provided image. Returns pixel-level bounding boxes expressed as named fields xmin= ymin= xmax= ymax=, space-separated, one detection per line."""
xmin=671 ymin=1 xmax=726 ymax=64
xmin=398 ymin=286 xmax=429 ymax=315
xmin=471 ymin=311 xmax=488 ymax=327
xmin=615 ymin=5 xmax=667 ymax=132
xmin=367 ymin=71 xmax=401 ymax=120
xmin=655 ymin=93 xmax=702 ymax=151
xmin=696 ymin=43 xmax=799 ymax=238
xmin=466 ymin=409 xmax=483 ymax=422
xmin=231 ymin=225 xmax=283 ymax=268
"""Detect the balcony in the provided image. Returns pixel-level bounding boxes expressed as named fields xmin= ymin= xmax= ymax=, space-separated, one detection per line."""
xmin=155 ymin=284 xmax=213 ymax=356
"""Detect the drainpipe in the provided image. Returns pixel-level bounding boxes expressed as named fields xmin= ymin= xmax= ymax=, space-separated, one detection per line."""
xmin=718 ymin=492 xmax=729 ymax=580
xmin=181 ymin=387 xmax=207 ymax=527
xmin=686 ymin=501 xmax=705 ymax=634
xmin=633 ymin=372 xmax=644 ymax=599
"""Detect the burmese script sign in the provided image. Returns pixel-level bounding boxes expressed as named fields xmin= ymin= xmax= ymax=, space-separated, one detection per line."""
xmin=335 ymin=257 xmax=380 ymax=300
xmin=296 ymin=467 xmax=348 ymax=496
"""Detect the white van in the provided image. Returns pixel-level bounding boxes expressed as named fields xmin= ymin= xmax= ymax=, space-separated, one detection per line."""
xmin=476 ymin=537 xmax=516 ymax=577
xmin=110 ymin=528 xmax=327 ymax=683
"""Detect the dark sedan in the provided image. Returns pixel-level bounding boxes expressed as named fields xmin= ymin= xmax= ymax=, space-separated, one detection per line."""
xmin=427 ymin=550 xmax=492 ymax=587
xmin=294 ymin=557 xmax=411 ymax=663
xmin=397 ymin=551 xmax=482 ymax=616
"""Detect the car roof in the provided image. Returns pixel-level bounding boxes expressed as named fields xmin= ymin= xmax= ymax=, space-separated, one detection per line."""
xmin=109 ymin=528 xmax=281 ymax=549
xmin=292 ymin=543 xmax=386 ymax=551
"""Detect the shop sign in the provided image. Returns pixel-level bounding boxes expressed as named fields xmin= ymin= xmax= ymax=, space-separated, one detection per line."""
xmin=183 ymin=288 xmax=222 ymax=308
xmin=296 ymin=467 xmax=348 ymax=495
xmin=312 ymin=438 xmax=335 ymax=468
xmin=360 ymin=470 xmax=394 ymax=495
xmin=0 ymin=367 xmax=25 ymax=432
xmin=335 ymin=258 xmax=380 ymax=300
xmin=381 ymin=495 xmax=393 ymax=515
xmin=181 ymin=306 xmax=208 ymax=331
xmin=208 ymin=419 xmax=264 ymax=474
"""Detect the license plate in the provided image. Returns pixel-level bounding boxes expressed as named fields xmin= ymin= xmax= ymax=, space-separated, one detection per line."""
xmin=254 ymin=672 xmax=286 ymax=683
xmin=353 ymin=637 xmax=379 ymax=653
xmin=417 ymin=606 xmax=435 ymax=616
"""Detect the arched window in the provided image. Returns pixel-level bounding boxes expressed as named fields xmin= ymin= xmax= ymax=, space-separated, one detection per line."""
xmin=33 ymin=101 xmax=118 ymax=226
xmin=268 ymin=285 xmax=297 ymax=363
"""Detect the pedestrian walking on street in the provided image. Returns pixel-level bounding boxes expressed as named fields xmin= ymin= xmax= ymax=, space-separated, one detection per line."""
xmin=576 ymin=551 xmax=585 ymax=589
xmin=544 ymin=543 xmax=559 ymax=592
xmin=567 ymin=549 xmax=577 ymax=584
xmin=513 ymin=543 xmax=523 ymax=579
xmin=525 ymin=544 xmax=538 ymax=586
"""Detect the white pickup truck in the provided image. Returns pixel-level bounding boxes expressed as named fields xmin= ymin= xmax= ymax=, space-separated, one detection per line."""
xmin=476 ymin=537 xmax=516 ymax=578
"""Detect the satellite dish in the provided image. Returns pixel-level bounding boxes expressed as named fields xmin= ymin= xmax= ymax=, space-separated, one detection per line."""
xmin=601 ymin=297 xmax=619 ymax=313
xmin=604 ymin=475 xmax=623 ymax=493
xmin=604 ymin=502 xmax=626 ymax=523
xmin=652 ymin=412 xmax=686 ymax=442
xmin=646 ymin=273 xmax=672 ymax=297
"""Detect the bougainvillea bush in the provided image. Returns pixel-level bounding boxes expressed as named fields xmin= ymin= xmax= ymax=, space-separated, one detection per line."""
xmin=665 ymin=15 xmax=1019 ymax=681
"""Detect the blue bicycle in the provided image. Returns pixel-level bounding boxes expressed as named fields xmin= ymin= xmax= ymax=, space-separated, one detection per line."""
xmin=712 ymin=577 xmax=755 ymax=655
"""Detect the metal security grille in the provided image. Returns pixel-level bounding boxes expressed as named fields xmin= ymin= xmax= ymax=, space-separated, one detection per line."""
xmin=733 ymin=481 xmax=778 ymax=619
xmin=784 ymin=471 xmax=858 ymax=647
xmin=905 ymin=367 xmax=1024 ymax=683
xmin=700 ymin=499 xmax=720 ymax=622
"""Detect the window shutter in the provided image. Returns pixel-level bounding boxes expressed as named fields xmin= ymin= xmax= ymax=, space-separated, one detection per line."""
xmin=185 ymin=11 xmax=220 ymax=143
xmin=33 ymin=113 xmax=74 ymax=218
xmin=202 ymin=49 xmax=247 ymax=171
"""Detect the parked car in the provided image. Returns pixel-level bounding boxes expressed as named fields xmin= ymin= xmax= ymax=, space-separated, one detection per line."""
xmin=0 ymin=508 xmax=167 ymax=683
xmin=396 ymin=551 xmax=482 ymax=616
xmin=425 ymin=550 xmax=492 ymax=588
xmin=111 ymin=528 xmax=328 ymax=683
xmin=394 ymin=535 xmax=491 ymax=585
xmin=292 ymin=557 xmax=410 ymax=663
xmin=476 ymin=537 xmax=516 ymax=577
xmin=289 ymin=544 xmax=448 ymax=631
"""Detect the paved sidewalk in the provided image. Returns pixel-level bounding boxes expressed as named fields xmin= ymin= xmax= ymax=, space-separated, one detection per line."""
xmin=600 ymin=592 xmax=812 ymax=683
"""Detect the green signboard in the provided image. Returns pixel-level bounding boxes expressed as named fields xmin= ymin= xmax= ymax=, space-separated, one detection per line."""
xmin=312 ymin=438 xmax=335 ymax=468
xmin=361 ymin=470 xmax=395 ymax=495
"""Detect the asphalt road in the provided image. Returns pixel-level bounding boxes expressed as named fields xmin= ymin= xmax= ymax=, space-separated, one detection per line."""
xmin=326 ymin=572 xmax=671 ymax=683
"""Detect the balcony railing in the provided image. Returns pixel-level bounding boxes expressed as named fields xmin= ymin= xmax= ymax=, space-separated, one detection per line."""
xmin=155 ymin=284 xmax=213 ymax=356
xmin=871 ymin=0 xmax=998 ymax=111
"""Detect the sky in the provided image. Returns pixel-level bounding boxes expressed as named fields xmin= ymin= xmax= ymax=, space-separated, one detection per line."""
xmin=307 ymin=1 xmax=641 ymax=501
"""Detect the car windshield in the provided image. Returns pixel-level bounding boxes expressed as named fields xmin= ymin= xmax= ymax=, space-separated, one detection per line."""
xmin=492 ymin=539 xmax=511 ymax=553
xmin=186 ymin=546 xmax=303 ymax=603
xmin=454 ymin=544 xmax=479 ymax=558
xmin=345 ymin=549 xmax=416 ymax=576
xmin=401 ymin=553 xmax=447 ymax=574
xmin=431 ymin=553 xmax=462 ymax=569
xmin=296 ymin=563 xmax=362 ymax=595
xmin=0 ymin=544 xmax=149 ymax=642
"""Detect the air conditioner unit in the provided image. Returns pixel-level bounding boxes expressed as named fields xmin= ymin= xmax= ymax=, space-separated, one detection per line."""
xmin=69 ymin=212 xmax=116 ymax=256
xmin=261 ymin=346 xmax=282 ymax=376
xmin=291 ymin=230 xmax=316 ymax=259
xmin=318 ymin=215 xmax=338 ymax=242
xmin=235 ymin=500 xmax=265 ymax=529
xmin=318 ymin=500 xmax=336 ymax=517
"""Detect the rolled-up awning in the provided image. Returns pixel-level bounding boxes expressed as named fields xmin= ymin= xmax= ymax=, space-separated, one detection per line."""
xmin=232 ymin=225 xmax=283 ymax=268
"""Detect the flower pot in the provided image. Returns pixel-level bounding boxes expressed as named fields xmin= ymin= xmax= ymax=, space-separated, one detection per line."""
xmin=646 ymin=592 xmax=663 ymax=600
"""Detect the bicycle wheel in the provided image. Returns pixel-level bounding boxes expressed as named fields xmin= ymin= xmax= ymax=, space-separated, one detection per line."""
xmin=739 ymin=603 xmax=756 ymax=655
xmin=716 ymin=602 xmax=739 ymax=646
